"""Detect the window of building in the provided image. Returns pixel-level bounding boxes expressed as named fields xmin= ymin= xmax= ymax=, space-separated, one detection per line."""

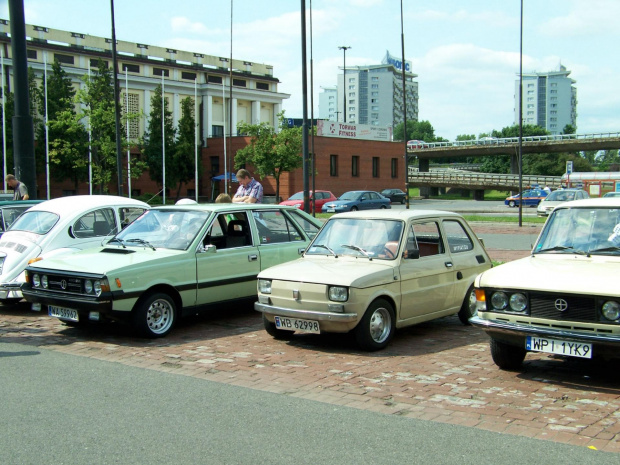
xmin=349 ymin=106 xmax=355 ymax=111
xmin=372 ymin=157 xmax=380 ymax=178
xmin=122 ymin=63 xmax=140 ymax=73
xmin=352 ymin=156 xmax=359 ymax=177
xmin=371 ymin=76 xmax=379 ymax=81
xmin=349 ymin=99 xmax=355 ymax=104
xmin=551 ymin=103 xmax=557 ymax=108
xmin=233 ymin=78 xmax=247 ymax=87
xmin=371 ymin=92 xmax=378 ymax=97
xmin=153 ymin=68 xmax=169 ymax=77
xmin=212 ymin=125 xmax=224 ymax=137
xmin=391 ymin=158 xmax=398 ymax=178
xmin=550 ymin=82 xmax=557 ymax=87
xmin=551 ymin=97 xmax=557 ymax=101
xmin=349 ymin=114 xmax=355 ymax=121
xmin=348 ymin=85 xmax=355 ymax=90
xmin=348 ymin=78 xmax=355 ymax=83
xmin=528 ymin=83 xmax=534 ymax=87
xmin=210 ymin=156 xmax=220 ymax=175
xmin=182 ymin=71 xmax=197 ymax=80
xmin=208 ymin=75 xmax=223 ymax=84
xmin=349 ymin=92 xmax=355 ymax=97
xmin=371 ymin=99 xmax=378 ymax=103
xmin=27 ymin=49 xmax=37 ymax=59
xmin=256 ymin=82 xmax=269 ymax=90
xmin=329 ymin=95 xmax=334 ymax=100
xmin=371 ymin=106 xmax=379 ymax=111
xmin=550 ymin=89 xmax=557 ymax=94
xmin=54 ymin=53 xmax=74 ymax=65
xmin=330 ymin=155 xmax=338 ymax=176
xmin=90 ymin=58 xmax=108 ymax=69
xmin=371 ymin=84 xmax=379 ymax=89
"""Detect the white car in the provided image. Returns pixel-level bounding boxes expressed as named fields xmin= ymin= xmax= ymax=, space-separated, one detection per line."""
xmin=536 ymin=188 xmax=589 ymax=217
xmin=0 ymin=195 xmax=149 ymax=303
xmin=472 ymin=198 xmax=620 ymax=369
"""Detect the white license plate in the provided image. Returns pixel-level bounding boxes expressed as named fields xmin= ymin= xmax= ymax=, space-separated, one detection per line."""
xmin=526 ymin=336 xmax=592 ymax=359
xmin=274 ymin=316 xmax=319 ymax=334
xmin=326 ymin=208 xmax=335 ymax=213
xmin=48 ymin=305 xmax=79 ymax=322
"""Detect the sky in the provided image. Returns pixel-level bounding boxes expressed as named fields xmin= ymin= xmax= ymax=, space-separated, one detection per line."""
xmin=2 ymin=0 xmax=620 ymax=141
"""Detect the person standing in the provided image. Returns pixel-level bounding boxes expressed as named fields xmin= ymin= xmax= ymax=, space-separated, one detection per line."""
xmin=5 ymin=174 xmax=29 ymax=200
xmin=232 ymin=169 xmax=263 ymax=204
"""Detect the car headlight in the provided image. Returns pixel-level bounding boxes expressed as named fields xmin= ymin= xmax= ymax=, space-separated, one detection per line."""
xmin=509 ymin=293 xmax=528 ymax=312
xmin=490 ymin=292 xmax=508 ymax=310
xmin=41 ymin=275 xmax=48 ymax=289
xmin=258 ymin=279 xmax=272 ymax=294
xmin=601 ymin=301 xmax=620 ymax=322
xmin=328 ymin=286 xmax=348 ymax=302
xmin=33 ymin=274 xmax=40 ymax=288
xmin=93 ymin=280 xmax=102 ymax=296
xmin=84 ymin=280 xmax=93 ymax=294
xmin=293 ymin=203 xmax=302 ymax=208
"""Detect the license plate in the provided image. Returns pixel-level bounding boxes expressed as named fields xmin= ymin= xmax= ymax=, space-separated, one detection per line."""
xmin=274 ymin=316 xmax=319 ymax=334
xmin=526 ymin=336 xmax=592 ymax=359
xmin=48 ymin=305 xmax=79 ymax=322
xmin=326 ymin=209 xmax=335 ymax=213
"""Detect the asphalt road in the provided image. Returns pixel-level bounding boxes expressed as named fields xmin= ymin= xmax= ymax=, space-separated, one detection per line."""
xmin=1 ymin=341 xmax=615 ymax=465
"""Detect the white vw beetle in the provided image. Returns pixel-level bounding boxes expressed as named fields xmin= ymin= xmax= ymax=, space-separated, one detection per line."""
xmin=0 ymin=195 xmax=149 ymax=303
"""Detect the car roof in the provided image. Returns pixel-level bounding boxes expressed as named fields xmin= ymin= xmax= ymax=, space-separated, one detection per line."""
xmin=553 ymin=197 xmax=620 ymax=209
xmin=26 ymin=195 xmax=149 ymax=214
xmin=152 ymin=203 xmax=308 ymax=213
xmin=0 ymin=200 xmax=45 ymax=207
xmin=331 ymin=209 xmax=464 ymax=221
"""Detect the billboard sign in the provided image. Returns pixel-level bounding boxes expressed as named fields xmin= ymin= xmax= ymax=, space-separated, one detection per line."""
xmin=382 ymin=50 xmax=412 ymax=73
xmin=317 ymin=121 xmax=393 ymax=141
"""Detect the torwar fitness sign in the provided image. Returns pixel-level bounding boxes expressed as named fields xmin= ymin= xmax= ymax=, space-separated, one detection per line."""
xmin=317 ymin=121 xmax=392 ymax=141
xmin=382 ymin=50 xmax=412 ymax=73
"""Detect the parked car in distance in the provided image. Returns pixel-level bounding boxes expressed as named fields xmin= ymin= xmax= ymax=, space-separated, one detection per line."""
xmin=603 ymin=191 xmax=620 ymax=198
xmin=471 ymin=198 xmax=620 ymax=370
xmin=22 ymin=203 xmax=322 ymax=338
xmin=0 ymin=200 xmax=45 ymax=238
xmin=477 ymin=136 xmax=498 ymax=145
xmin=406 ymin=140 xmax=427 ymax=150
xmin=505 ymin=188 xmax=548 ymax=208
xmin=0 ymin=195 xmax=149 ymax=303
xmin=279 ymin=190 xmax=337 ymax=213
xmin=256 ymin=209 xmax=492 ymax=350
xmin=322 ymin=191 xmax=391 ymax=213
xmin=380 ymin=188 xmax=407 ymax=205
xmin=537 ymin=188 xmax=589 ymax=216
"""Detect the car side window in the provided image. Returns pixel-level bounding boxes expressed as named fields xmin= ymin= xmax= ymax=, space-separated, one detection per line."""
xmin=205 ymin=212 xmax=252 ymax=249
xmin=411 ymin=221 xmax=444 ymax=257
xmin=120 ymin=207 xmax=148 ymax=229
xmin=72 ymin=208 xmax=116 ymax=238
xmin=443 ymin=220 xmax=474 ymax=253
xmin=287 ymin=210 xmax=320 ymax=240
xmin=252 ymin=210 xmax=305 ymax=244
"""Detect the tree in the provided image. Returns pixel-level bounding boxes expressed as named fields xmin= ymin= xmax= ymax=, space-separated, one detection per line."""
xmin=562 ymin=124 xmax=576 ymax=135
xmin=235 ymin=112 xmax=303 ymax=202
xmin=393 ymin=120 xmax=438 ymax=142
xmin=171 ymin=96 xmax=200 ymax=200
xmin=0 ymin=89 xmax=15 ymax=176
xmin=42 ymin=60 xmax=89 ymax=190
xmin=141 ymin=84 xmax=176 ymax=199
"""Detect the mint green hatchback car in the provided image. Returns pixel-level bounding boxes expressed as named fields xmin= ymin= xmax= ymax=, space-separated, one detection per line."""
xmin=22 ymin=203 xmax=321 ymax=338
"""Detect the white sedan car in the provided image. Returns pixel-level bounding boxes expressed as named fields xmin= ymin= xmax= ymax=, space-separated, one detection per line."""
xmin=0 ymin=195 xmax=148 ymax=303
xmin=256 ymin=210 xmax=492 ymax=350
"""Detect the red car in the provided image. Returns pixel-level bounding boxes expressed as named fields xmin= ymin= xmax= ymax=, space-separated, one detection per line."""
xmin=279 ymin=190 xmax=337 ymax=213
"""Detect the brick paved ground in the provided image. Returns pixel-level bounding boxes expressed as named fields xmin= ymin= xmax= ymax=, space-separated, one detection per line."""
xmin=2 ymin=222 xmax=619 ymax=454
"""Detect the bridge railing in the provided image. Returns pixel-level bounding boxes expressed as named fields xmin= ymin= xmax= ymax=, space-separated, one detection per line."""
xmin=406 ymin=170 xmax=562 ymax=189
xmin=407 ymin=132 xmax=620 ymax=150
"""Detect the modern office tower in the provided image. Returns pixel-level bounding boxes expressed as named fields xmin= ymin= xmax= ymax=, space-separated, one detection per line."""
xmin=318 ymin=86 xmax=338 ymax=121
xmin=320 ymin=52 xmax=418 ymax=128
xmin=515 ymin=64 xmax=577 ymax=135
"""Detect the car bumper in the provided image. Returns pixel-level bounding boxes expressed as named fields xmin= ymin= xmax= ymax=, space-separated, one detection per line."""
xmin=0 ymin=282 xmax=24 ymax=300
xmin=470 ymin=316 xmax=620 ymax=354
xmin=22 ymin=287 xmax=115 ymax=315
xmin=255 ymin=300 xmax=359 ymax=332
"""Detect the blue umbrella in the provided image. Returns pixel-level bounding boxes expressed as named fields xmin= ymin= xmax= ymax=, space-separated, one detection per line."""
xmin=211 ymin=172 xmax=238 ymax=182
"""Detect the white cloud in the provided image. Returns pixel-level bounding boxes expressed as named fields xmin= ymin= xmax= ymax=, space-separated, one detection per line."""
xmin=540 ymin=0 xmax=620 ymax=37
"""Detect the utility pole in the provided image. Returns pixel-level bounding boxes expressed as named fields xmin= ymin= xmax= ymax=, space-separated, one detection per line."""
xmin=338 ymin=46 xmax=351 ymax=123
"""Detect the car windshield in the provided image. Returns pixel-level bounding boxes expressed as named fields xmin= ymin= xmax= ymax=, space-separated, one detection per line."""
xmin=534 ymin=206 xmax=620 ymax=255
xmin=287 ymin=192 xmax=304 ymax=200
xmin=114 ymin=209 xmax=210 ymax=250
xmin=546 ymin=190 xmax=576 ymax=202
xmin=306 ymin=218 xmax=404 ymax=260
xmin=8 ymin=210 xmax=59 ymax=235
xmin=339 ymin=192 xmax=361 ymax=201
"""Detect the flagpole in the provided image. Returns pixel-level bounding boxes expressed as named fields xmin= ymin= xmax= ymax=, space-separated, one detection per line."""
xmin=222 ymin=82 xmax=227 ymax=195
xmin=194 ymin=77 xmax=198 ymax=202
xmin=88 ymin=63 xmax=92 ymax=195
xmin=1 ymin=47 xmax=6 ymax=192
xmin=126 ymin=68 xmax=131 ymax=197
xmin=44 ymin=53 xmax=50 ymax=199
xmin=161 ymin=73 xmax=166 ymax=204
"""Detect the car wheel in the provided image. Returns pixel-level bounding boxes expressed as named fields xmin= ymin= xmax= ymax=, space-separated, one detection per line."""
xmin=401 ymin=198 xmax=406 ymax=204
xmin=354 ymin=298 xmax=395 ymax=351
xmin=350 ymin=206 xmax=358 ymax=211
xmin=262 ymin=314 xmax=294 ymax=340
xmin=508 ymin=200 xmax=516 ymax=208
xmin=457 ymin=285 xmax=477 ymax=325
xmin=489 ymin=338 xmax=526 ymax=370
xmin=380 ymin=205 xmax=387 ymax=209
xmin=132 ymin=292 xmax=176 ymax=338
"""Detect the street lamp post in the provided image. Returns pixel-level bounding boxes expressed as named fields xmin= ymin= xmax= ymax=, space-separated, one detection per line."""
xmin=338 ymin=45 xmax=351 ymax=123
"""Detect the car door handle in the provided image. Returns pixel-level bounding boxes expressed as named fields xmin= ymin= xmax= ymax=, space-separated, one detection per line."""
xmin=248 ymin=254 xmax=258 ymax=262
xmin=445 ymin=261 xmax=453 ymax=268
xmin=298 ymin=247 xmax=305 ymax=255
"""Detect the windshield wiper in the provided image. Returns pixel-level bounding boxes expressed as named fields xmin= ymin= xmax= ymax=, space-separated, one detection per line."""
xmin=587 ymin=246 xmax=620 ymax=254
xmin=341 ymin=244 xmax=372 ymax=259
xmin=535 ymin=245 xmax=587 ymax=255
xmin=312 ymin=243 xmax=337 ymax=256
xmin=107 ymin=238 xmax=126 ymax=248
xmin=126 ymin=238 xmax=156 ymax=251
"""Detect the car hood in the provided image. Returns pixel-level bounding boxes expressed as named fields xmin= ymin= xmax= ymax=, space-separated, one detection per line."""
xmin=258 ymin=255 xmax=396 ymax=288
xmin=475 ymin=254 xmax=618 ymax=296
xmin=279 ymin=200 xmax=303 ymax=206
xmin=26 ymin=245 xmax=183 ymax=275
xmin=324 ymin=200 xmax=354 ymax=206
xmin=0 ymin=231 xmax=44 ymax=279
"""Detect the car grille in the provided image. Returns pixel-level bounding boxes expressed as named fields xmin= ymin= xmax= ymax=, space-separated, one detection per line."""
xmin=529 ymin=292 xmax=596 ymax=322
xmin=45 ymin=275 xmax=85 ymax=295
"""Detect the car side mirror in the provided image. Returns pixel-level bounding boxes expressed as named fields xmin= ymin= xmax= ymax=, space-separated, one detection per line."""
xmin=199 ymin=244 xmax=217 ymax=254
xmin=405 ymin=249 xmax=420 ymax=259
